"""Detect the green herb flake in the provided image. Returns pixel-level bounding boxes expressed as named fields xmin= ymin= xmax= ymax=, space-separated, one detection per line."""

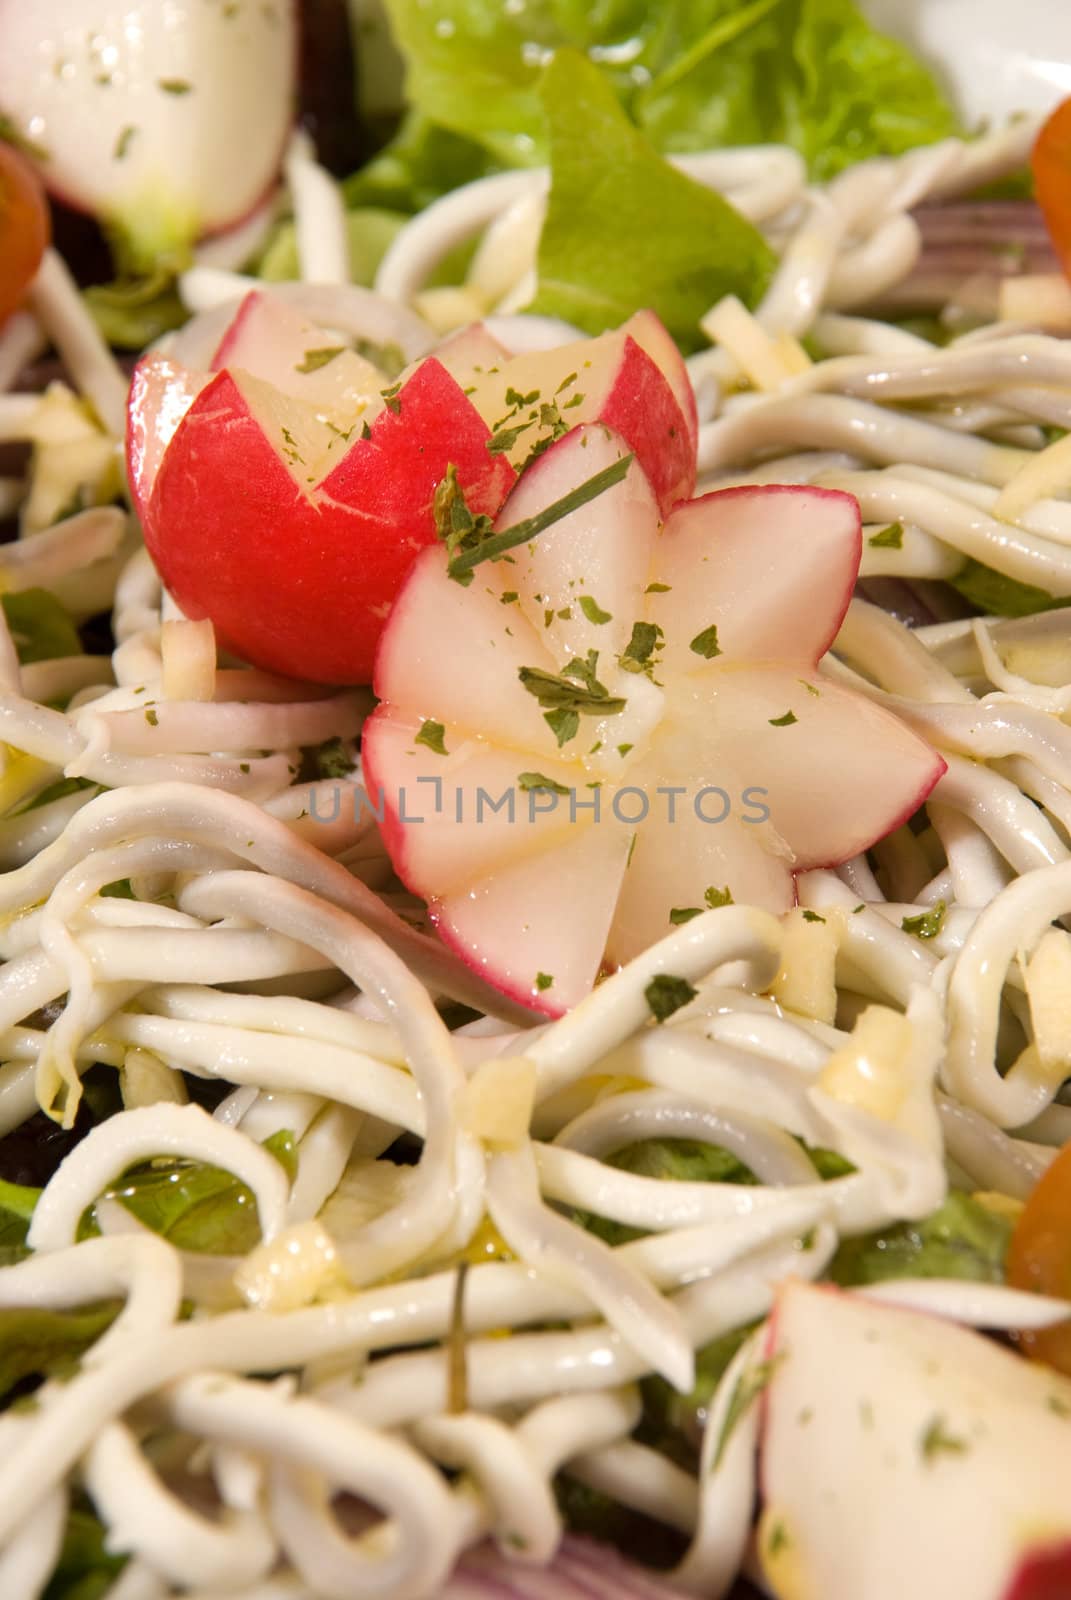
xmin=920 ymin=1414 xmax=968 ymax=1463
xmin=801 ymin=909 xmax=826 ymax=923
xmin=295 ymin=346 xmax=345 ymax=374
xmin=544 ymin=707 xmax=580 ymax=747
xmin=415 ymin=720 xmax=449 ymax=756
xmin=113 ymin=124 xmax=137 ymax=160
xmin=868 ymin=519 xmax=905 ymax=550
xmin=901 ymin=900 xmax=947 ymax=941
xmin=519 ymin=655 xmax=625 ymax=747
xmin=447 ymin=453 xmax=633 ymax=580
xmin=689 ymin=623 xmax=722 ymax=659
xmin=579 ymin=595 xmax=612 ymax=624
xmin=670 ymin=907 xmax=702 ymax=925
xmin=618 ymin=619 xmax=664 ymax=675
xmin=712 ymin=1356 xmax=783 ymax=1471
xmin=518 ymin=772 xmax=569 ymax=794
xmin=1048 ymin=1395 xmax=1071 ymax=1418
xmin=144 ymin=707 xmax=159 ymax=727
xmin=535 ymin=972 xmax=554 ymax=991
xmin=769 ymin=710 xmax=798 ymax=727
xmin=705 ymin=886 xmax=734 ymax=909
xmin=645 ymin=582 xmax=671 ymax=594
xmin=157 ymin=77 xmax=192 ymax=95
xmin=500 ymin=591 xmax=519 ymax=605
xmin=853 ymin=903 xmax=865 ymax=914
xmin=645 ymin=973 xmax=699 ymax=1023
xmin=766 ymin=1519 xmax=791 ymax=1558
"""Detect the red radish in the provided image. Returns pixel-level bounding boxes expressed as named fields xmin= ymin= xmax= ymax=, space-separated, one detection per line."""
xmin=140 ymin=354 xmax=515 ymax=684
xmin=759 ymin=1281 xmax=1071 ymax=1600
xmin=463 ymin=310 xmax=697 ymax=515
xmin=363 ymin=426 xmax=945 ymax=1014
xmin=0 ymin=0 xmax=296 ymax=269
xmin=207 ymin=291 xmax=386 ymax=419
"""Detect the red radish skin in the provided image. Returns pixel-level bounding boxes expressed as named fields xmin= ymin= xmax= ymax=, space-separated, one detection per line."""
xmin=366 ymin=428 xmax=946 ymax=1010
xmin=144 ymin=357 xmax=516 ymax=683
xmin=1004 ymin=1546 xmax=1071 ymax=1600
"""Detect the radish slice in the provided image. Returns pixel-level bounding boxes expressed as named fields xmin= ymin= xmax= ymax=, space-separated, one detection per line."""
xmin=362 ymin=713 xmax=582 ymax=898
xmin=435 ymin=823 xmax=631 ymax=1015
xmin=485 ymin=424 xmax=660 ymax=665
xmin=651 ymin=485 xmax=861 ymax=674
xmin=368 ymin=424 xmax=946 ymax=1009
xmin=210 ymin=289 xmax=386 ymax=420
xmin=662 ymin=663 xmax=947 ymax=871
xmin=126 ymin=353 xmax=209 ymax=521
xmin=760 ymin=1281 xmax=1071 ymax=1600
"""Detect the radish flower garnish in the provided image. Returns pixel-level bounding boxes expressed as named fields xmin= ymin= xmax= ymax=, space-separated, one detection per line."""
xmin=364 ymin=426 xmax=947 ymax=1015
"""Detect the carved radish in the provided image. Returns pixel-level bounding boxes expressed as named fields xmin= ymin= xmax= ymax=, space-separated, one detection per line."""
xmin=759 ymin=1281 xmax=1071 ymax=1600
xmin=363 ymin=425 xmax=945 ymax=1013
xmin=0 ymin=0 xmax=297 ymax=267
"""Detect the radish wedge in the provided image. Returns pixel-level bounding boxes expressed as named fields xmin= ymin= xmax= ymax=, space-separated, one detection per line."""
xmin=143 ymin=357 xmax=515 ymax=684
xmin=760 ymin=1281 xmax=1071 ymax=1600
xmin=367 ymin=427 xmax=945 ymax=1011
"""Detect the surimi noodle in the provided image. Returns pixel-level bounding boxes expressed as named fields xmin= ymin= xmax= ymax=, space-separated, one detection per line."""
xmin=0 ymin=110 xmax=1070 ymax=1600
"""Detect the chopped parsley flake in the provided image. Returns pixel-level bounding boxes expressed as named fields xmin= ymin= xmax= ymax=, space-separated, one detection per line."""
xmin=113 ymin=124 xmax=137 ymax=160
xmin=618 ymin=620 xmax=664 ymax=675
xmin=869 ymin=519 xmax=905 ymax=550
xmin=705 ymin=886 xmax=734 ymax=909
xmin=157 ymin=78 xmax=192 ymax=95
xmin=769 ymin=710 xmax=798 ymax=727
xmin=920 ymin=1414 xmax=968 ymax=1463
xmin=901 ymin=900 xmax=947 ymax=940
xmin=518 ymin=772 xmax=570 ymax=794
xmin=518 ymin=652 xmax=625 ymax=747
xmin=415 ymin=720 xmax=449 ymax=756
xmin=766 ymin=1519 xmax=791 ymax=1558
xmin=645 ymin=973 xmax=698 ymax=1023
xmin=144 ymin=707 xmax=159 ymax=727
xmin=712 ymin=1357 xmax=783 ymax=1471
xmin=535 ymin=972 xmax=554 ymax=991
xmin=802 ymin=909 xmax=826 ymax=923
xmin=382 ymin=382 xmax=403 ymax=414
xmin=645 ymin=581 xmax=671 ymax=594
xmin=500 ymin=591 xmax=519 ymax=605
xmin=670 ymin=907 xmax=702 ymax=925
xmin=689 ymin=623 xmax=722 ymax=659
xmin=295 ymin=346 xmax=344 ymax=374
xmin=579 ymin=595 xmax=612 ymax=624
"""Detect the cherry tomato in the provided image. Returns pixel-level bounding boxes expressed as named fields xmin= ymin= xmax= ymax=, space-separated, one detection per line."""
xmin=1033 ymin=97 xmax=1071 ymax=280
xmin=1006 ymin=1139 xmax=1071 ymax=1376
xmin=0 ymin=141 xmax=49 ymax=325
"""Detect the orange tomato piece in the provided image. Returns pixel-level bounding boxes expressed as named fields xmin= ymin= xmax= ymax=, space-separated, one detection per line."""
xmin=1033 ymin=97 xmax=1071 ymax=280
xmin=0 ymin=141 xmax=49 ymax=326
xmin=1007 ymin=1138 xmax=1071 ymax=1376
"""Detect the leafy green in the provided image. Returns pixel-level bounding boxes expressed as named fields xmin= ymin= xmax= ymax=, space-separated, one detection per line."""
xmin=301 ymin=737 xmax=356 ymax=781
xmin=530 ymin=51 xmax=774 ymax=348
xmin=950 ymin=559 xmax=1068 ymax=619
xmin=258 ymin=205 xmax=407 ymax=287
xmin=82 ymin=272 xmax=187 ymax=351
xmin=108 ymin=1129 xmax=297 ymax=1255
xmin=830 ymin=1191 xmax=1013 ymax=1288
xmin=375 ymin=0 xmax=959 ymax=189
xmin=0 ymin=1303 xmax=120 ymax=1406
xmin=0 ymin=1176 xmax=38 ymax=1266
xmin=644 ymin=973 xmax=699 ymax=1021
xmin=575 ymin=1137 xmax=756 ymax=1250
xmin=343 ymin=110 xmax=502 ymax=215
xmin=42 ymin=1507 xmax=127 ymax=1600
xmin=2 ymin=590 xmax=82 ymax=665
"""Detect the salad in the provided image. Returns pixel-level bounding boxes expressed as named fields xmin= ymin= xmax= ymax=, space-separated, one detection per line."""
xmin=0 ymin=3 xmax=1068 ymax=1598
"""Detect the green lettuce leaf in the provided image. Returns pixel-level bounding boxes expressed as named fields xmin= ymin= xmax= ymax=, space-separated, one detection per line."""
xmin=0 ymin=1175 xmax=38 ymax=1266
xmin=2 ymin=590 xmax=82 ymax=665
xmin=374 ymin=0 xmax=959 ymax=191
xmin=950 ymin=559 xmax=1068 ymax=618
xmin=42 ymin=1507 xmax=126 ymax=1600
xmin=0 ymin=1303 xmax=120 ymax=1406
xmin=575 ymin=1135 xmax=756 ymax=1247
xmin=830 ymin=1191 xmax=1013 ymax=1288
xmin=530 ymin=50 xmax=774 ymax=347
xmin=82 ymin=272 xmax=187 ymax=351
xmin=108 ymin=1128 xmax=297 ymax=1254
xmin=342 ymin=110 xmax=502 ymax=215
